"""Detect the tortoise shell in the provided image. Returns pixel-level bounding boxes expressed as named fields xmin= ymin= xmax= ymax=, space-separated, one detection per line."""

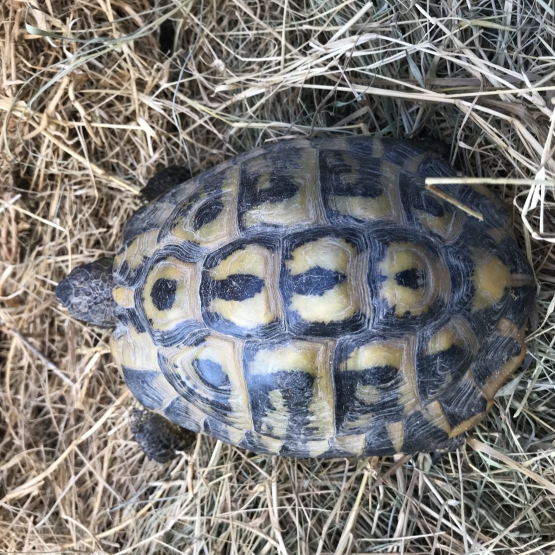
xmin=110 ymin=137 xmax=534 ymax=458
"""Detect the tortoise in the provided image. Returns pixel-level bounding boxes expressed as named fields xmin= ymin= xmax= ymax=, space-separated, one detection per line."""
xmin=56 ymin=137 xmax=535 ymax=463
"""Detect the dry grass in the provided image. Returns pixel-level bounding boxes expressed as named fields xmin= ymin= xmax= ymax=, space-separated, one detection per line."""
xmin=1 ymin=0 xmax=555 ymax=553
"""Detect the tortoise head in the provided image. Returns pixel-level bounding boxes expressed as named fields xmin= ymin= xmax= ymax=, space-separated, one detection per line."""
xmin=56 ymin=257 xmax=117 ymax=328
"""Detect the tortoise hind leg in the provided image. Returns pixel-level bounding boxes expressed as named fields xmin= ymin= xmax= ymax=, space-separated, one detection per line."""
xmin=129 ymin=409 xmax=197 ymax=463
xmin=141 ymin=166 xmax=192 ymax=201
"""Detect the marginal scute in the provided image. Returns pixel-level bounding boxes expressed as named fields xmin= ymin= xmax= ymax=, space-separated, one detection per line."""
xmin=473 ymin=319 xmax=526 ymax=400
xmin=111 ymin=323 xmax=160 ymax=372
xmin=417 ymin=316 xmax=479 ymax=403
xmin=114 ymin=229 xmax=159 ymax=286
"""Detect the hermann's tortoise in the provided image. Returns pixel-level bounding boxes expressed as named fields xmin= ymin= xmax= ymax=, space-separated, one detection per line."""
xmin=56 ymin=137 xmax=535 ymax=462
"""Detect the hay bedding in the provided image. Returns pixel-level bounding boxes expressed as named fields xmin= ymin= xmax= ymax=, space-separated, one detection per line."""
xmin=0 ymin=0 xmax=554 ymax=553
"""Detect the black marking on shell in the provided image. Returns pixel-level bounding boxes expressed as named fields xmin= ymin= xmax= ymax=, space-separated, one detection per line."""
xmin=160 ymin=350 xmax=234 ymax=419
xmin=319 ymin=141 xmax=388 ymax=226
xmin=415 ymin=151 xmax=458 ymax=180
xmin=291 ymin=267 xmax=346 ymax=297
xmin=156 ymin=167 xmax=229 ymax=243
xmin=193 ymin=358 xmax=231 ymax=391
xmin=395 ymin=268 xmax=426 ymax=289
xmin=193 ymin=198 xmax=224 ymax=231
xmin=201 ymin=236 xmax=285 ymax=340
xmin=122 ymin=367 xmax=166 ymax=410
xmin=211 ymin=274 xmax=265 ymax=302
xmin=243 ymin=340 xmax=327 ymax=442
xmin=401 ymin=411 xmax=450 ymax=453
xmin=203 ymin=416 xmax=240 ymax=445
xmin=362 ymin=422 xmax=397 ymax=456
xmin=142 ymin=165 xmax=192 ymax=202
xmin=239 ymin=431 xmax=280 ymax=455
xmin=417 ymin=343 xmax=469 ymax=403
xmin=247 ymin=369 xmax=318 ymax=440
xmin=334 ymin=365 xmax=404 ymax=435
xmin=151 ymin=278 xmax=178 ymax=311
xmin=380 ymin=138 xmax=431 ymax=166
xmin=471 ymin=332 xmax=523 ymax=388
xmin=439 ymin=378 xmax=488 ymax=429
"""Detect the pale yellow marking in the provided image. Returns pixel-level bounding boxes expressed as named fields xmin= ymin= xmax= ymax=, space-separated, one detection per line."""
xmin=210 ymin=290 xmax=275 ymax=328
xmin=160 ymin=334 xmax=252 ymax=431
xmin=113 ymin=286 xmax=135 ymax=309
xmin=487 ymin=226 xmax=511 ymax=245
xmin=250 ymin=340 xmax=335 ymax=440
xmin=252 ymin=433 xmax=284 ymax=455
xmin=243 ymin=192 xmax=308 ymax=227
xmin=379 ymin=243 xmax=427 ymax=317
xmin=287 ymin=237 xmax=362 ymax=324
xmin=209 ymin=243 xmax=283 ymax=329
xmin=305 ymin=439 xmax=332 ymax=457
xmin=345 ymin=343 xmax=403 ymax=372
xmin=211 ymin=243 xmax=270 ymax=280
xmin=423 ymin=400 xmax=451 ymax=433
xmin=426 ymin=316 xmax=480 ymax=357
xmin=243 ymin=148 xmax=326 ymax=228
xmin=371 ymin=139 xmax=385 ymax=159
xmin=290 ymin=282 xmax=357 ymax=324
xmin=110 ymin=324 xmax=160 ymax=372
xmin=400 ymin=150 xmax=427 ymax=174
xmin=150 ymin=374 xmax=181 ymax=407
xmin=355 ymin=383 xmax=380 ymax=404
xmin=415 ymin=208 xmax=465 ymax=243
xmin=449 ymin=403 xmax=492 ymax=438
xmin=142 ymin=257 xmax=202 ymax=332
xmin=471 ymin=248 xmax=511 ymax=312
xmin=287 ymin=237 xmax=355 ymax=276
xmin=166 ymin=166 xmax=240 ymax=249
xmin=260 ymin=389 xmax=289 ymax=439
xmin=480 ymin=319 xmax=526 ymax=400
xmin=379 ymin=241 xmax=450 ymax=317
xmin=115 ymin=229 xmax=159 ymax=274
xmin=249 ymin=339 xmax=331 ymax=376
xmin=427 ymin=327 xmax=460 ymax=356
xmin=332 ymin=434 xmax=366 ymax=457
xmin=333 ymin=194 xmax=392 ymax=221
xmin=214 ymin=423 xmax=245 ymax=446
xmin=387 ymin=421 xmax=405 ymax=453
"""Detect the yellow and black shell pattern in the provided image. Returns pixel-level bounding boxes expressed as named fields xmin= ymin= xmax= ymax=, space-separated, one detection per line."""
xmin=110 ymin=137 xmax=535 ymax=457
